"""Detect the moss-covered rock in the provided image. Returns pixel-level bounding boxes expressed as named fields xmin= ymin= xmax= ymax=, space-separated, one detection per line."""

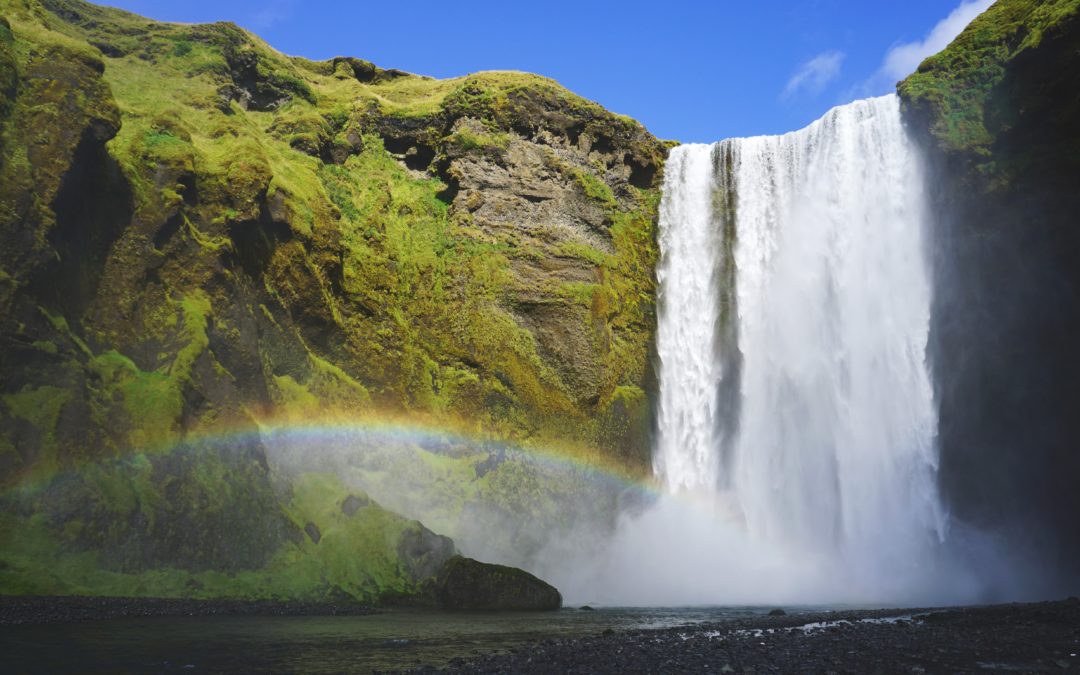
xmin=0 ymin=0 xmax=666 ymax=602
xmin=428 ymin=555 xmax=561 ymax=610
xmin=0 ymin=0 xmax=664 ymax=468
xmin=898 ymin=0 xmax=1080 ymax=191
xmin=0 ymin=463 xmax=470 ymax=603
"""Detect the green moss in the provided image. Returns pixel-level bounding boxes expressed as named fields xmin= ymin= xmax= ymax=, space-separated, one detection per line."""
xmin=89 ymin=350 xmax=182 ymax=450
xmin=2 ymin=0 xmax=660 ymax=464
xmin=280 ymin=473 xmax=418 ymax=598
xmin=448 ymin=126 xmax=510 ymax=153
xmin=37 ymin=307 xmax=92 ymax=356
xmin=169 ymin=291 xmax=211 ymax=382
xmin=899 ymin=0 xmax=1080 ymax=156
xmin=0 ymin=0 xmax=664 ymax=604
xmin=1 ymin=385 xmax=69 ymax=465
xmin=30 ymin=340 xmax=58 ymax=355
xmin=0 ymin=463 xmax=445 ymax=602
xmin=558 ymin=281 xmax=603 ymax=306
xmin=553 ymin=241 xmax=611 ymax=266
xmin=185 ymin=217 xmax=231 ymax=252
xmin=573 ymin=168 xmax=616 ymax=206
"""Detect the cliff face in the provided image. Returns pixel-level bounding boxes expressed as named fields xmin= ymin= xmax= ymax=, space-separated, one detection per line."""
xmin=0 ymin=0 xmax=664 ymax=600
xmin=899 ymin=0 xmax=1080 ymax=593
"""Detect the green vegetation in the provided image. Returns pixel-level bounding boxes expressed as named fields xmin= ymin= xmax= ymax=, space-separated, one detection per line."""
xmin=899 ymin=0 xmax=1080 ymax=166
xmin=0 ymin=0 xmax=665 ymax=601
xmin=448 ymin=125 xmax=511 ymax=153
xmin=0 ymin=464 xmax=440 ymax=602
xmin=574 ymin=168 xmax=617 ymax=206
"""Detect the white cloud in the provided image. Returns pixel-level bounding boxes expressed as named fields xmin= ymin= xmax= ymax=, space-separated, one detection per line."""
xmin=249 ymin=0 xmax=296 ymax=31
xmin=854 ymin=0 xmax=993 ymax=96
xmin=782 ymin=50 xmax=846 ymax=100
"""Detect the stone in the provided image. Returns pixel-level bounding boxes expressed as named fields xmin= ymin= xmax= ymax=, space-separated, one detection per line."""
xmin=430 ymin=556 xmax=561 ymax=611
xmin=396 ymin=526 xmax=457 ymax=583
xmin=340 ymin=494 xmax=371 ymax=517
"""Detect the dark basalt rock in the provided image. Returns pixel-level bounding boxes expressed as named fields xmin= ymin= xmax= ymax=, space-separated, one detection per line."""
xmin=429 ymin=556 xmax=562 ymax=611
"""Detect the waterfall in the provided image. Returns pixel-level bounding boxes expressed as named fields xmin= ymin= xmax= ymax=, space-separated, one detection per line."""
xmin=597 ymin=95 xmax=964 ymax=605
xmin=653 ymin=146 xmax=727 ymax=492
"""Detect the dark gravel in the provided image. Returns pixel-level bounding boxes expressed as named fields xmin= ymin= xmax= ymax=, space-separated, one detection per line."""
xmin=0 ymin=595 xmax=375 ymax=625
xmin=415 ymin=598 xmax=1080 ymax=674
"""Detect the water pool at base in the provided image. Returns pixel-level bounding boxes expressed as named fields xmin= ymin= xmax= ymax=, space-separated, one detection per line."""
xmin=2 ymin=606 xmax=793 ymax=673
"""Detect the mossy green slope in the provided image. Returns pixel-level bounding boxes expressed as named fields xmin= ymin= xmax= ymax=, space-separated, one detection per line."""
xmin=0 ymin=0 xmax=665 ymax=600
xmin=898 ymin=0 xmax=1080 ymax=189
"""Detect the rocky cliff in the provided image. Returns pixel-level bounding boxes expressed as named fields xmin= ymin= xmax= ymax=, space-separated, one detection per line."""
xmin=0 ymin=0 xmax=665 ymax=601
xmin=899 ymin=0 xmax=1080 ymax=594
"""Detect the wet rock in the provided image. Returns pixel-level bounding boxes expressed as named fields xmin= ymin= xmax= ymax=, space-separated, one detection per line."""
xmin=430 ymin=556 xmax=561 ymax=611
xmin=340 ymin=494 xmax=371 ymax=517
xmin=304 ymin=521 xmax=321 ymax=544
xmin=768 ymin=608 xmax=787 ymax=616
xmin=396 ymin=525 xmax=457 ymax=583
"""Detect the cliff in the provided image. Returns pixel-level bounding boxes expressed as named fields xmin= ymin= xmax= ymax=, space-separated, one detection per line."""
xmin=899 ymin=0 xmax=1080 ymax=594
xmin=0 ymin=0 xmax=664 ymax=600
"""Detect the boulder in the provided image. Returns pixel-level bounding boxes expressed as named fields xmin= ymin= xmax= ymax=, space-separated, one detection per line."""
xmin=430 ymin=556 xmax=561 ymax=611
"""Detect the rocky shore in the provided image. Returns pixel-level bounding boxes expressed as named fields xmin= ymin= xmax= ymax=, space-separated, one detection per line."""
xmin=0 ymin=595 xmax=375 ymax=625
xmin=418 ymin=598 xmax=1080 ymax=674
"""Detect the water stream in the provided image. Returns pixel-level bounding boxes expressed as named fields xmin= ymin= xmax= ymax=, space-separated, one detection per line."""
xmin=595 ymin=95 xmax=966 ymax=605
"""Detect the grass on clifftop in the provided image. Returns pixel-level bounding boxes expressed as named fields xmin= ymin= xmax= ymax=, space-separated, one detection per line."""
xmin=899 ymin=0 xmax=1080 ymax=155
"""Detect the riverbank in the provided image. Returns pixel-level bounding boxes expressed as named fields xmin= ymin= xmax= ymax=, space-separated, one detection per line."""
xmin=0 ymin=595 xmax=376 ymax=625
xmin=418 ymin=598 xmax=1080 ymax=674
xmin=3 ymin=595 xmax=1078 ymax=673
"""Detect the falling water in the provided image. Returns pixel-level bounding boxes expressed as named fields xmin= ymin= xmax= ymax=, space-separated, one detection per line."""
xmin=653 ymin=146 xmax=726 ymax=493
xmin=598 ymin=95 xmax=964 ymax=605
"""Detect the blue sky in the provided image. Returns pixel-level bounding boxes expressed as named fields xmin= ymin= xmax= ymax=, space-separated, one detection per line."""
xmin=97 ymin=0 xmax=992 ymax=143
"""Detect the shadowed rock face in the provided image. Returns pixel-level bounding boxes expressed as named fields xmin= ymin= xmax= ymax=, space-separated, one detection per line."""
xmin=899 ymin=0 xmax=1080 ymax=594
xmin=430 ymin=555 xmax=562 ymax=611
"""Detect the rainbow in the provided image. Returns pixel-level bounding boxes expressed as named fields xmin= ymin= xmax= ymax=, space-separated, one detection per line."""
xmin=7 ymin=411 xmax=661 ymax=499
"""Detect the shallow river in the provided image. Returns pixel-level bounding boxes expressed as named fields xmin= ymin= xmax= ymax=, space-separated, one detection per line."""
xmin=3 ymin=606 xmax=785 ymax=672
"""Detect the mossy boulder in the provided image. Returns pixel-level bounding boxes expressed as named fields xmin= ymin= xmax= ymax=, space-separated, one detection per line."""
xmin=429 ymin=555 xmax=562 ymax=611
